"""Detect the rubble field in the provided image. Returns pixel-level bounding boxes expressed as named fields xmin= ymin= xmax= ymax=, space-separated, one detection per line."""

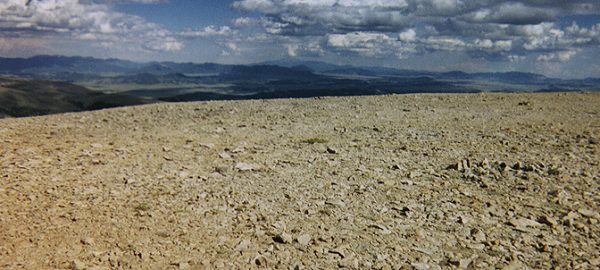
xmin=1 ymin=93 xmax=599 ymax=269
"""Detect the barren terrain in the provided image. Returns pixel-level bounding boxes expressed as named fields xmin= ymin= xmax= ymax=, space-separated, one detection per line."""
xmin=1 ymin=93 xmax=599 ymax=269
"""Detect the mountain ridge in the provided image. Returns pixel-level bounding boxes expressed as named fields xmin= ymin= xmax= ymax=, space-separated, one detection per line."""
xmin=0 ymin=55 xmax=590 ymax=81
xmin=0 ymin=55 xmax=599 ymax=118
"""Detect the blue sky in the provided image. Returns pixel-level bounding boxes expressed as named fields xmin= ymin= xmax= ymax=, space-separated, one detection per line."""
xmin=116 ymin=1 xmax=238 ymax=31
xmin=1 ymin=0 xmax=600 ymax=78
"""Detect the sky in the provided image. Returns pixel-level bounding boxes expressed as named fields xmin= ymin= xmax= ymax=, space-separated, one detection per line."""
xmin=1 ymin=0 xmax=600 ymax=78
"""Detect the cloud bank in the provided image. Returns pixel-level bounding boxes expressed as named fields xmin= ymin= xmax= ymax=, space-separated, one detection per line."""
xmin=230 ymin=0 xmax=600 ymax=66
xmin=0 ymin=0 xmax=182 ymax=54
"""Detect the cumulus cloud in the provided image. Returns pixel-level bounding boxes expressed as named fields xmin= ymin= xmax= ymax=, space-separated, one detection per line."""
xmin=0 ymin=0 xmax=182 ymax=52
xmin=179 ymin=26 xmax=237 ymax=38
xmin=232 ymin=0 xmax=600 ymax=33
xmin=89 ymin=0 xmax=167 ymax=3
xmin=233 ymin=17 xmax=259 ymax=27
xmin=327 ymin=32 xmax=395 ymax=56
xmin=398 ymin=29 xmax=416 ymax=42
xmin=462 ymin=2 xmax=555 ymax=25
xmin=474 ymin=39 xmax=512 ymax=51
xmin=233 ymin=0 xmax=412 ymax=35
xmin=143 ymin=37 xmax=184 ymax=52
xmin=231 ymin=0 xmax=600 ymax=63
xmin=537 ymin=50 xmax=578 ymax=62
xmin=286 ymin=41 xmax=324 ymax=57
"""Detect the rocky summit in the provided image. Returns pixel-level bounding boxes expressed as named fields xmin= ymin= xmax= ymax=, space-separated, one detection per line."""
xmin=0 ymin=93 xmax=599 ymax=269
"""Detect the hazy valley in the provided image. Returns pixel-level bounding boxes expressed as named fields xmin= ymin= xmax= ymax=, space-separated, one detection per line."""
xmin=1 ymin=55 xmax=599 ymax=117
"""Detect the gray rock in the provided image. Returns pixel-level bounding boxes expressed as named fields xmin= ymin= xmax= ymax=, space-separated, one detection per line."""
xmin=71 ymin=260 xmax=86 ymax=270
xmin=273 ymin=232 xmax=293 ymax=244
xmin=297 ymin=234 xmax=311 ymax=246
xmin=80 ymin=237 xmax=94 ymax=245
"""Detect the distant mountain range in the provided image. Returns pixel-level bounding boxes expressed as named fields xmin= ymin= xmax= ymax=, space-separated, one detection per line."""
xmin=0 ymin=55 xmax=598 ymax=117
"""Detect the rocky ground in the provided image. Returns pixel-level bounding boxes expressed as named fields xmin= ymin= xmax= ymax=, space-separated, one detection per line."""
xmin=0 ymin=93 xmax=599 ymax=269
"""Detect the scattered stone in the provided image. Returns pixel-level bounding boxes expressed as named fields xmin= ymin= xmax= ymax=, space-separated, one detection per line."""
xmin=411 ymin=262 xmax=430 ymax=270
xmin=219 ymin=152 xmax=232 ymax=160
xmin=412 ymin=247 xmax=433 ymax=256
xmin=231 ymin=146 xmax=245 ymax=153
xmin=369 ymin=224 xmax=392 ymax=235
xmin=254 ymin=255 xmax=268 ymax=266
xmin=338 ymin=256 xmax=358 ymax=268
xmin=2 ymin=93 xmax=598 ymax=269
xmin=470 ymin=228 xmax=486 ymax=242
xmin=325 ymin=199 xmax=346 ymax=208
xmin=400 ymin=179 xmax=414 ymax=186
xmin=509 ymin=217 xmax=542 ymax=231
xmin=578 ymin=208 xmax=599 ymax=219
xmin=297 ymin=234 xmax=311 ymax=246
xmin=199 ymin=142 xmax=215 ymax=149
xmin=71 ymin=259 xmax=86 ymax=270
xmin=449 ymin=258 xmax=471 ymax=269
xmin=562 ymin=211 xmax=580 ymax=226
xmin=329 ymin=247 xmax=346 ymax=258
xmin=236 ymin=239 xmax=253 ymax=251
xmin=408 ymin=171 xmax=422 ymax=179
xmin=458 ymin=215 xmax=472 ymax=225
xmin=518 ymin=101 xmax=532 ymax=106
xmin=235 ymin=162 xmax=258 ymax=171
xmin=176 ymin=261 xmax=190 ymax=270
xmin=468 ymin=243 xmax=485 ymax=250
xmin=378 ymin=179 xmax=396 ymax=186
xmin=503 ymin=260 xmax=528 ymax=270
xmin=80 ymin=237 xmax=94 ymax=245
xmin=273 ymin=233 xmax=293 ymax=244
xmin=90 ymin=143 xmax=103 ymax=148
xmin=538 ymin=215 xmax=558 ymax=227
xmin=326 ymin=147 xmax=338 ymax=154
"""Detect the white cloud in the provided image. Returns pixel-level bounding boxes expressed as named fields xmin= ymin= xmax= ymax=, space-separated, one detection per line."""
xmin=144 ymin=37 xmax=184 ymax=52
xmin=286 ymin=44 xmax=298 ymax=57
xmin=327 ymin=32 xmax=393 ymax=54
xmin=220 ymin=42 xmax=242 ymax=56
xmin=507 ymin=54 xmax=526 ymax=62
xmin=474 ymin=39 xmax=512 ymax=51
xmin=231 ymin=0 xmax=600 ymax=64
xmin=233 ymin=0 xmax=412 ymax=35
xmin=233 ymin=17 xmax=259 ymax=27
xmin=425 ymin=37 xmax=467 ymax=51
xmin=462 ymin=2 xmax=555 ymax=25
xmin=537 ymin=50 xmax=578 ymax=62
xmin=91 ymin=0 xmax=167 ymax=3
xmin=399 ymin=29 xmax=416 ymax=42
xmin=0 ymin=0 xmax=182 ymax=52
xmin=284 ymin=40 xmax=324 ymax=57
xmin=179 ymin=26 xmax=237 ymax=38
xmin=328 ymin=32 xmax=393 ymax=47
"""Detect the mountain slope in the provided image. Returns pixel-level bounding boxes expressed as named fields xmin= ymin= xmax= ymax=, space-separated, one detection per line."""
xmin=0 ymin=77 xmax=153 ymax=117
